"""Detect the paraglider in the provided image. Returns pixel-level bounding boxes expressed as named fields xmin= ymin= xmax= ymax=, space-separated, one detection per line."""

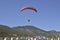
xmin=20 ymin=6 xmax=37 ymax=22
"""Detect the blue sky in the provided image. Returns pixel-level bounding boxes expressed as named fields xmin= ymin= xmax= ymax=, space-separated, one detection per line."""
xmin=0 ymin=0 xmax=60 ymax=31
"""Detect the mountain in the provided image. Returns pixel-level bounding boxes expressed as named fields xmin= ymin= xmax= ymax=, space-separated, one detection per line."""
xmin=12 ymin=25 xmax=49 ymax=37
xmin=47 ymin=30 xmax=60 ymax=38
xmin=0 ymin=25 xmax=19 ymax=37
xmin=0 ymin=24 xmax=60 ymax=38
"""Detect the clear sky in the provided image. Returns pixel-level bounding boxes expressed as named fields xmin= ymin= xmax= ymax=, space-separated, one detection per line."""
xmin=0 ymin=0 xmax=60 ymax=31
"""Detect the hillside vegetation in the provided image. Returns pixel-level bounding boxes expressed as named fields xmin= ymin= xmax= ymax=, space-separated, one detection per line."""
xmin=0 ymin=25 xmax=60 ymax=38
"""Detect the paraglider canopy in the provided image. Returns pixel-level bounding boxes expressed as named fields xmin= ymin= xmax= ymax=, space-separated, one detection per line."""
xmin=20 ymin=6 xmax=37 ymax=12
